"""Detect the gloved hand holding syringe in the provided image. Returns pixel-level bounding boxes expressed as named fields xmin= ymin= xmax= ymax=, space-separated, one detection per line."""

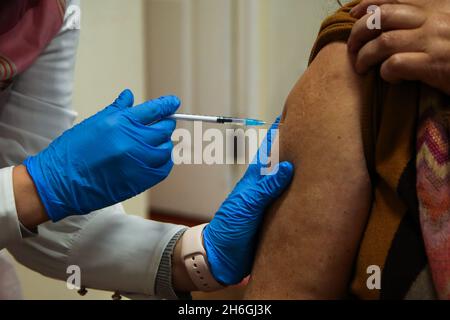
xmin=22 ymin=90 xmax=269 ymax=223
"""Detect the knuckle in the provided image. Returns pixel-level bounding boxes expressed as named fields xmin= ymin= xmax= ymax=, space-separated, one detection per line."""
xmin=416 ymin=29 xmax=428 ymax=51
xmin=103 ymin=113 xmax=122 ymax=130
xmin=378 ymin=32 xmax=394 ymax=49
xmin=122 ymin=109 xmax=139 ymax=123
xmin=433 ymin=15 xmax=450 ymax=37
xmin=159 ymin=132 xmax=172 ymax=144
xmin=161 ymin=142 xmax=174 ymax=155
xmin=158 ymin=148 xmax=173 ymax=164
xmin=383 ymin=54 xmax=404 ymax=76
xmin=387 ymin=54 xmax=404 ymax=69
xmin=158 ymin=127 xmax=174 ymax=141
xmin=112 ymin=141 xmax=131 ymax=158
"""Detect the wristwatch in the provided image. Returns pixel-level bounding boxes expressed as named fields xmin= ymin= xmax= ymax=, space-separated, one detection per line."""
xmin=180 ymin=224 xmax=224 ymax=292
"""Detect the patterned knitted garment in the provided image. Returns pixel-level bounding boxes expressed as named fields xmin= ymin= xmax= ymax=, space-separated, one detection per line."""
xmin=417 ymin=93 xmax=450 ymax=299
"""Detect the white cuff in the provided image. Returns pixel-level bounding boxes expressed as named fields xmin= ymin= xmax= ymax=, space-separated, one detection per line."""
xmin=0 ymin=167 xmax=22 ymax=249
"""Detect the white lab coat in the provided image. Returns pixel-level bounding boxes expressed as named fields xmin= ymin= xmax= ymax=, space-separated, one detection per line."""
xmin=0 ymin=0 xmax=186 ymax=299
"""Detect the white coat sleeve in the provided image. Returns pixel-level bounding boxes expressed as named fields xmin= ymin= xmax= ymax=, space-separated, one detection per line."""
xmin=8 ymin=205 xmax=187 ymax=297
xmin=2 ymin=0 xmax=188 ymax=299
xmin=0 ymin=167 xmax=22 ymax=249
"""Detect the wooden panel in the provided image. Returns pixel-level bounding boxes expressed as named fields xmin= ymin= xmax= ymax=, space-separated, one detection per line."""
xmin=150 ymin=210 xmax=208 ymax=227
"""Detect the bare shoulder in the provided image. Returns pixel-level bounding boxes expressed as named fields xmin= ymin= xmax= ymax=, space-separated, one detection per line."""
xmin=280 ymin=41 xmax=368 ymax=166
xmin=246 ymin=43 xmax=373 ymax=300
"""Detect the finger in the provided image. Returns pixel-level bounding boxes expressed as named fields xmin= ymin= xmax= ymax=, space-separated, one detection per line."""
xmin=271 ymin=116 xmax=281 ymax=130
xmin=350 ymin=0 xmax=396 ymax=18
xmin=253 ymin=161 xmax=294 ymax=208
xmin=139 ymin=158 xmax=174 ymax=187
xmin=234 ymin=276 xmax=250 ymax=288
xmin=349 ymin=12 xmax=382 ymax=54
xmin=265 ymin=116 xmax=281 ymax=154
xmin=111 ymin=89 xmax=135 ymax=110
xmin=143 ymin=140 xmax=174 ymax=169
xmin=349 ymin=4 xmax=425 ymax=53
xmin=253 ymin=117 xmax=281 ymax=167
xmin=144 ymin=119 xmax=177 ymax=146
xmin=126 ymin=95 xmax=181 ymax=125
xmin=355 ymin=29 xmax=423 ymax=74
xmin=380 ymin=51 xmax=432 ymax=83
xmin=153 ymin=158 xmax=175 ymax=181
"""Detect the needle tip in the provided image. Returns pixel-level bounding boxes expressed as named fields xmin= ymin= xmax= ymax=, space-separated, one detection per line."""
xmin=245 ymin=119 xmax=266 ymax=126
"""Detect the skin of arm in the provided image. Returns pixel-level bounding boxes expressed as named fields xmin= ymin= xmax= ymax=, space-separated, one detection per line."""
xmin=13 ymin=165 xmax=49 ymax=229
xmin=245 ymin=42 xmax=372 ymax=299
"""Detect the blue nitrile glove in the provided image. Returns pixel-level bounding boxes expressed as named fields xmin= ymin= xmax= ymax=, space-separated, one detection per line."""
xmin=203 ymin=117 xmax=294 ymax=285
xmin=23 ymin=89 xmax=180 ymax=222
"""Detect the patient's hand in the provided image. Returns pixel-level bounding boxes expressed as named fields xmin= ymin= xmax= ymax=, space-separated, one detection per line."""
xmin=244 ymin=42 xmax=373 ymax=299
xmin=349 ymin=0 xmax=450 ymax=95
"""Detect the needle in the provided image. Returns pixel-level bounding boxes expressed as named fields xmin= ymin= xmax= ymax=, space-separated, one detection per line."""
xmin=168 ymin=114 xmax=266 ymax=126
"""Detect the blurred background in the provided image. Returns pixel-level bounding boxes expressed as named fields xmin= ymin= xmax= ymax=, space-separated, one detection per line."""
xmin=10 ymin=0 xmax=341 ymax=299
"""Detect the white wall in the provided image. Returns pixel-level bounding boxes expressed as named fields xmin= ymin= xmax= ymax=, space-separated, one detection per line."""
xmin=73 ymin=0 xmax=148 ymax=218
xmin=262 ymin=0 xmax=339 ymax=121
xmin=147 ymin=0 xmax=237 ymax=221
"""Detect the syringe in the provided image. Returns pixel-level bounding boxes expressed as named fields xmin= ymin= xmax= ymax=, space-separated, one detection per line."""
xmin=168 ymin=114 xmax=266 ymax=126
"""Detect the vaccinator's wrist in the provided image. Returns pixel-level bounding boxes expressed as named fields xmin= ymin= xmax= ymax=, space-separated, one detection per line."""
xmin=22 ymin=156 xmax=66 ymax=222
xmin=12 ymin=165 xmax=49 ymax=229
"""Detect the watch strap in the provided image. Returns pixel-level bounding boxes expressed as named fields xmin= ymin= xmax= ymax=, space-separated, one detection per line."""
xmin=181 ymin=224 xmax=224 ymax=292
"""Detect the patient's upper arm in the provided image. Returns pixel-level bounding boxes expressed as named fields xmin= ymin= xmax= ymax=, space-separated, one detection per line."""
xmin=245 ymin=42 xmax=372 ymax=299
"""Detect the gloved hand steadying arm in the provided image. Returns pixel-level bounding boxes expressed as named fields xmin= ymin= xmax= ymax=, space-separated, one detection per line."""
xmin=203 ymin=118 xmax=294 ymax=285
xmin=23 ymin=89 xmax=180 ymax=222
